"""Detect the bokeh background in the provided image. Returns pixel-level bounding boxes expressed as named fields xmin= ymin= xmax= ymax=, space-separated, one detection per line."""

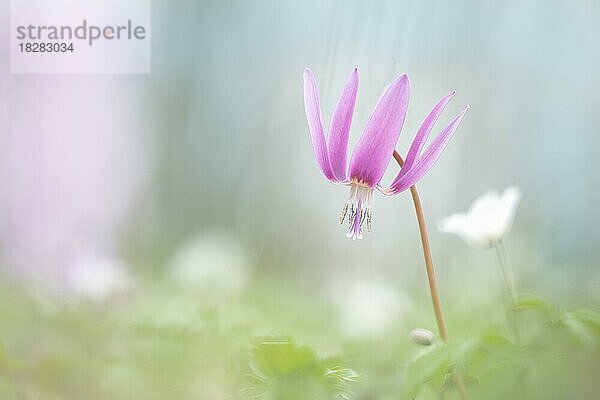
xmin=0 ymin=1 xmax=599 ymax=399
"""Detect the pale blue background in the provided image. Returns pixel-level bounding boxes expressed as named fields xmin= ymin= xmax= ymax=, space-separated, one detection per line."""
xmin=1 ymin=0 xmax=599 ymax=301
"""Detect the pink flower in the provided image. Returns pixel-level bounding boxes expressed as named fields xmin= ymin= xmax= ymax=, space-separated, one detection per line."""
xmin=303 ymin=68 xmax=469 ymax=239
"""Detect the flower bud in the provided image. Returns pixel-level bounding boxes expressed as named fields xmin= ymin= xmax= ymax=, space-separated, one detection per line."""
xmin=409 ymin=328 xmax=434 ymax=346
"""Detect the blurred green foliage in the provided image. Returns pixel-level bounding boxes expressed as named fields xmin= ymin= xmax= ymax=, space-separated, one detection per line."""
xmin=0 ymin=280 xmax=598 ymax=400
xmin=242 ymin=338 xmax=356 ymax=400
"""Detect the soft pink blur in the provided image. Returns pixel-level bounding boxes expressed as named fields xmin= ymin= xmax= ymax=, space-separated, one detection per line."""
xmin=0 ymin=74 xmax=146 ymax=299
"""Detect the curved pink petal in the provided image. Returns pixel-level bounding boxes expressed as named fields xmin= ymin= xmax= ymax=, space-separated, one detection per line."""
xmin=348 ymin=74 xmax=410 ymax=187
xmin=391 ymin=90 xmax=456 ymax=185
xmin=386 ymin=105 xmax=469 ymax=195
xmin=303 ymin=68 xmax=335 ymax=181
xmin=328 ymin=68 xmax=358 ymax=181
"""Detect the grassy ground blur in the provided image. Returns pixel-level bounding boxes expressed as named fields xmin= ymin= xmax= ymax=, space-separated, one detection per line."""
xmin=0 ymin=263 xmax=598 ymax=400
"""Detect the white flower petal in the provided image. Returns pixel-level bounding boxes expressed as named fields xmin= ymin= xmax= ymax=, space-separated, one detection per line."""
xmin=438 ymin=187 xmax=522 ymax=248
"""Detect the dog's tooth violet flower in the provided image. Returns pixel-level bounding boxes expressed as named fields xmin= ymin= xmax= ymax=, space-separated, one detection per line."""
xmin=303 ymin=68 xmax=469 ymax=239
xmin=437 ymin=186 xmax=522 ymax=248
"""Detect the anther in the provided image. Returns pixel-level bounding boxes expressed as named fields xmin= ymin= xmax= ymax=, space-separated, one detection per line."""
xmin=339 ymin=204 xmax=349 ymax=224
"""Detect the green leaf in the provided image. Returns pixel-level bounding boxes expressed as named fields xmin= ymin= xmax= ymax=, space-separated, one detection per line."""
xmin=513 ymin=294 xmax=556 ymax=316
xmin=568 ymin=308 xmax=600 ymax=330
xmin=403 ymin=344 xmax=452 ymax=398
xmin=251 ymin=338 xmax=318 ymax=377
xmin=243 ymin=337 xmax=357 ymax=400
xmin=324 ymin=366 xmax=359 ymax=382
xmin=562 ymin=310 xmax=600 ymax=346
xmin=469 ymin=333 xmax=524 ymax=379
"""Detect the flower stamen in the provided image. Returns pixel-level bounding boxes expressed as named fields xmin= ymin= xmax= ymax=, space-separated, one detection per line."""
xmin=339 ymin=203 xmax=349 ymax=224
xmin=341 ymin=179 xmax=374 ymax=240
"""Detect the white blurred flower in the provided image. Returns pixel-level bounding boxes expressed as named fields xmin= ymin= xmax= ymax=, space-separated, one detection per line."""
xmin=65 ymin=251 xmax=134 ymax=302
xmin=409 ymin=328 xmax=434 ymax=346
xmin=437 ymin=187 xmax=522 ymax=248
xmin=330 ymin=276 xmax=409 ymax=339
xmin=168 ymin=230 xmax=250 ymax=297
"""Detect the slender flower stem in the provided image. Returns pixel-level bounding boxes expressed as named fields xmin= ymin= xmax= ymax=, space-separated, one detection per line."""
xmin=493 ymin=241 xmax=524 ymax=399
xmin=392 ymin=151 xmax=467 ymax=399
xmin=392 ymin=151 xmax=449 ymax=341
xmin=494 ymin=240 xmax=521 ymax=343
